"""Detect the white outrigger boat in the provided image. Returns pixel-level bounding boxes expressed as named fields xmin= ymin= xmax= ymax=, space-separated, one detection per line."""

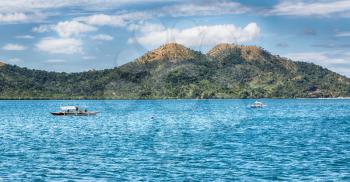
xmin=51 ymin=106 xmax=97 ymax=116
xmin=250 ymin=101 xmax=265 ymax=108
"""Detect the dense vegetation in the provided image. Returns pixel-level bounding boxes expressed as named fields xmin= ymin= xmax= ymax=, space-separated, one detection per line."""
xmin=0 ymin=43 xmax=349 ymax=99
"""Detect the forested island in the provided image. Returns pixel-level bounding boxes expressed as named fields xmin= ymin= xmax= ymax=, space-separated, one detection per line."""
xmin=0 ymin=43 xmax=349 ymax=99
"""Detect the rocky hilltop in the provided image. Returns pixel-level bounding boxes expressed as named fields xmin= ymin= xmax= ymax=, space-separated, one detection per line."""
xmin=136 ymin=43 xmax=206 ymax=63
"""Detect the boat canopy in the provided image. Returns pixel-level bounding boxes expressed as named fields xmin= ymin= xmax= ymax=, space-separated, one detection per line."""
xmin=60 ymin=106 xmax=78 ymax=111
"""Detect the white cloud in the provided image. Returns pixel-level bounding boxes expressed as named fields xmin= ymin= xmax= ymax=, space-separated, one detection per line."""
xmin=0 ymin=12 xmax=28 ymax=23
xmin=33 ymin=21 xmax=97 ymax=38
xmin=0 ymin=1 xmax=248 ymax=23
xmin=270 ymin=0 xmax=350 ymax=16
xmin=91 ymin=34 xmax=114 ymax=41
xmin=335 ymin=31 xmax=350 ymax=37
xmin=53 ymin=21 xmax=97 ymax=38
xmin=285 ymin=51 xmax=350 ymax=77
xmin=0 ymin=0 xmax=168 ymax=23
xmin=0 ymin=0 xmax=165 ymax=13
xmin=16 ymin=35 xmax=34 ymax=39
xmin=0 ymin=12 xmax=46 ymax=23
xmin=2 ymin=43 xmax=27 ymax=51
xmin=129 ymin=22 xmax=260 ymax=48
xmin=75 ymin=12 xmax=151 ymax=28
xmin=32 ymin=25 xmax=52 ymax=33
xmin=33 ymin=15 xmax=125 ymax=37
xmin=36 ymin=38 xmax=82 ymax=54
xmin=286 ymin=52 xmax=331 ymax=63
xmin=159 ymin=1 xmax=249 ymax=17
xmin=128 ymin=22 xmax=164 ymax=33
xmin=75 ymin=14 xmax=125 ymax=27
xmin=74 ymin=1 xmax=249 ymax=28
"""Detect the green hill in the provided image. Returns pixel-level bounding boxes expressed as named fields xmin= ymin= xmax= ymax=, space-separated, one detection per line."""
xmin=0 ymin=43 xmax=349 ymax=99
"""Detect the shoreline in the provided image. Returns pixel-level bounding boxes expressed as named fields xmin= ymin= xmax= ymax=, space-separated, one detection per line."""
xmin=0 ymin=97 xmax=350 ymax=101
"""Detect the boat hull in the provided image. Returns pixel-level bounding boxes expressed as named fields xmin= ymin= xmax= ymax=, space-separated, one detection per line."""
xmin=250 ymin=106 xmax=263 ymax=108
xmin=51 ymin=112 xmax=97 ymax=116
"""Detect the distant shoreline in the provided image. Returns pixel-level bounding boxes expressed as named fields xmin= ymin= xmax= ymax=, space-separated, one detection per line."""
xmin=0 ymin=97 xmax=350 ymax=101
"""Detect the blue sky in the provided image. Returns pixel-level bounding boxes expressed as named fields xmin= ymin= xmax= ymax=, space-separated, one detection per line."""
xmin=0 ymin=0 xmax=350 ymax=77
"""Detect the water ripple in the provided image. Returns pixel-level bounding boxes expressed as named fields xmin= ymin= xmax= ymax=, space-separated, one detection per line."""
xmin=0 ymin=99 xmax=350 ymax=180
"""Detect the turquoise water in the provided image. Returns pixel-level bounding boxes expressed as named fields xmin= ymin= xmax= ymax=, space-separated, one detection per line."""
xmin=0 ymin=99 xmax=350 ymax=181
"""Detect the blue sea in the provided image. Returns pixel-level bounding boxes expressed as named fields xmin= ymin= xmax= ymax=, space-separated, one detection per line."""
xmin=0 ymin=99 xmax=350 ymax=181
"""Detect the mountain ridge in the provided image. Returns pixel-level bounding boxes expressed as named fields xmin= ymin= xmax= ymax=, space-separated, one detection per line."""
xmin=136 ymin=42 xmax=207 ymax=64
xmin=0 ymin=43 xmax=349 ymax=99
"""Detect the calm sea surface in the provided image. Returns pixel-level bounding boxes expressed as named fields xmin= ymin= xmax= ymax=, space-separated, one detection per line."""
xmin=0 ymin=99 xmax=350 ymax=181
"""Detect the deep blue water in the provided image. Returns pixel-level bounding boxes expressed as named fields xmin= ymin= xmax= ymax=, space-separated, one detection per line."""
xmin=0 ymin=99 xmax=350 ymax=181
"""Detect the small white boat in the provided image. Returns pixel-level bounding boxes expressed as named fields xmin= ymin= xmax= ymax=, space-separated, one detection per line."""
xmin=51 ymin=106 xmax=97 ymax=116
xmin=250 ymin=101 xmax=264 ymax=108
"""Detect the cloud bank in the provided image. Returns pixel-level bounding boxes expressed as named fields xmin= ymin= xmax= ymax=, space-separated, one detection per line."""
xmin=128 ymin=23 xmax=261 ymax=48
xmin=3 ymin=44 xmax=27 ymax=51
xmin=36 ymin=38 xmax=82 ymax=54
xmin=270 ymin=0 xmax=350 ymax=17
